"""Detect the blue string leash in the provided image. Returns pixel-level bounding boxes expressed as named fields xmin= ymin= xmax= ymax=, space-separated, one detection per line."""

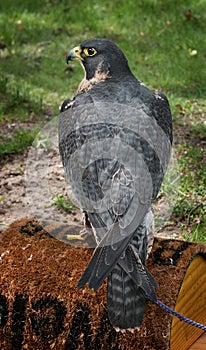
xmin=146 ymin=295 xmax=206 ymax=332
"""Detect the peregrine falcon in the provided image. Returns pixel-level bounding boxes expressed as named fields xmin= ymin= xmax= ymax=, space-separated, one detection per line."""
xmin=59 ymin=38 xmax=172 ymax=331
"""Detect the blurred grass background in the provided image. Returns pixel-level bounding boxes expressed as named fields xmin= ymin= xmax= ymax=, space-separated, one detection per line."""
xmin=0 ymin=0 xmax=205 ymax=241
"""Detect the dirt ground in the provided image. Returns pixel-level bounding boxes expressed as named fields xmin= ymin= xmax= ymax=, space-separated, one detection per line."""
xmin=0 ymin=147 xmax=82 ymax=234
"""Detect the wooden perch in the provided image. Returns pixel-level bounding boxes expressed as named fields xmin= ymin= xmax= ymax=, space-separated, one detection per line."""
xmin=170 ymin=253 xmax=206 ymax=350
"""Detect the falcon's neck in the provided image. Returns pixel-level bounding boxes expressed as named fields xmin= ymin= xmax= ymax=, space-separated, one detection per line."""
xmin=77 ymin=70 xmax=110 ymax=93
xmin=77 ymin=61 xmax=111 ymax=93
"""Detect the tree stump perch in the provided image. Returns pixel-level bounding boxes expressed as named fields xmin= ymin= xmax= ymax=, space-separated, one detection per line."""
xmin=0 ymin=218 xmax=205 ymax=350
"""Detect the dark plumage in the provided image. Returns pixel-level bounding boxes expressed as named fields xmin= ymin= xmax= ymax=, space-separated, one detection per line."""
xmin=59 ymin=38 xmax=172 ymax=331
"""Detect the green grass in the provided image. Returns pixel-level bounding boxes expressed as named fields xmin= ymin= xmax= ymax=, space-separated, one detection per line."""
xmin=172 ymin=143 xmax=206 ymax=241
xmin=50 ymin=194 xmax=76 ymax=213
xmin=1 ymin=0 xmax=206 ymax=119
xmin=0 ymin=0 xmax=205 ymax=241
xmin=0 ymin=127 xmax=39 ymax=154
xmin=0 ymin=74 xmax=44 ymax=120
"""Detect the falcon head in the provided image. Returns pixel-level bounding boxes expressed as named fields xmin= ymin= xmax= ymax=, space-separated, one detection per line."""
xmin=66 ymin=38 xmax=131 ymax=80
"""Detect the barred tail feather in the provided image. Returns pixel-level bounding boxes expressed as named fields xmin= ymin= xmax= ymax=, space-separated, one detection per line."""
xmin=107 ymin=244 xmax=157 ymax=330
xmin=107 ymin=264 xmax=146 ymax=330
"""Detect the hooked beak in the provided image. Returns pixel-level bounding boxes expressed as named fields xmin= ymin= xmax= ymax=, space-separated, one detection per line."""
xmin=66 ymin=46 xmax=83 ymax=64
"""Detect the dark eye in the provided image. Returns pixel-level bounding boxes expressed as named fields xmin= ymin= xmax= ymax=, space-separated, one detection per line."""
xmin=83 ymin=47 xmax=97 ymax=57
xmin=88 ymin=48 xmax=95 ymax=55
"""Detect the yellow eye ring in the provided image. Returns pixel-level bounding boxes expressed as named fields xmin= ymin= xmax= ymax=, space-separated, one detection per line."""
xmin=83 ymin=47 xmax=97 ymax=57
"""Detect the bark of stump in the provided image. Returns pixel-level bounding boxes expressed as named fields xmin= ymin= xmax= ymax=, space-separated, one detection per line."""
xmin=0 ymin=218 xmax=206 ymax=350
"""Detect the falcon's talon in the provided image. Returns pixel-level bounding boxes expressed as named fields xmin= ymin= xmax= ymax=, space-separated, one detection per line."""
xmin=79 ymin=228 xmax=97 ymax=247
xmin=59 ymin=38 xmax=172 ymax=331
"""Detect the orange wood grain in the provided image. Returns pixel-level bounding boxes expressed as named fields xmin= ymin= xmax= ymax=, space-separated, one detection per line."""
xmin=188 ymin=332 xmax=206 ymax=350
xmin=170 ymin=254 xmax=206 ymax=350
